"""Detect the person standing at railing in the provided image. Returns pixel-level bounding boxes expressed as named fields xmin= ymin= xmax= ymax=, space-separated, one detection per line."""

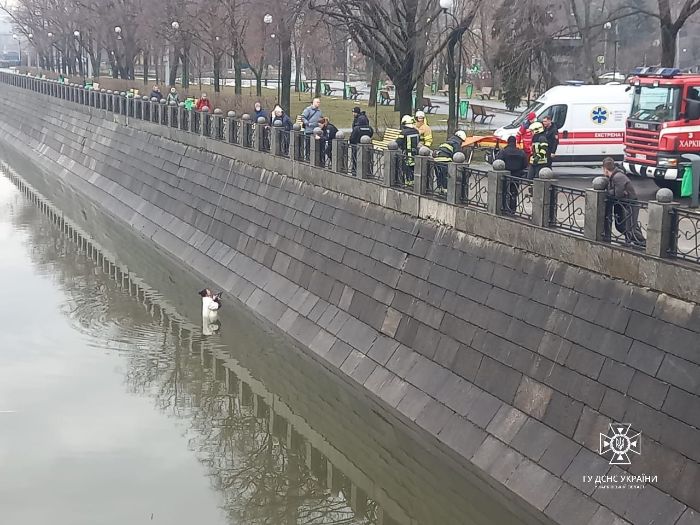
xmin=254 ymin=101 xmax=268 ymax=122
xmin=516 ymin=111 xmax=536 ymax=160
xmin=270 ymin=105 xmax=293 ymax=155
xmin=527 ymin=121 xmax=549 ymax=180
xmin=396 ymin=115 xmax=420 ymax=187
xmin=349 ymin=110 xmax=373 ymax=176
xmin=602 ymin=157 xmax=646 ymax=247
xmin=166 ymin=87 xmax=180 ymax=105
xmin=542 ymin=116 xmax=559 ymax=168
xmin=433 ymin=130 xmax=467 ymax=195
xmin=149 ymin=85 xmax=163 ymax=101
xmin=317 ymin=117 xmax=338 ymax=163
xmin=414 ymin=110 xmax=433 ymax=148
xmin=497 ymin=135 xmax=528 ymax=214
xmin=195 ymin=93 xmax=212 ymax=111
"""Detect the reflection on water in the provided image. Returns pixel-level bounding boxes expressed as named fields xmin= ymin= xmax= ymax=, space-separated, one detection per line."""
xmin=0 ymin=170 xmax=535 ymax=525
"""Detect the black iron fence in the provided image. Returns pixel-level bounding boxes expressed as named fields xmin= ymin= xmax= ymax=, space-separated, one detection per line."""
xmin=549 ymin=185 xmax=586 ymax=234
xmin=275 ymin=128 xmax=290 ymax=157
xmin=425 ymin=158 xmax=446 ymax=200
xmin=457 ymin=166 xmax=488 ymax=209
xmin=262 ymin=126 xmax=271 ymax=152
xmin=502 ymin=175 xmax=533 ymax=220
xmin=392 ymin=154 xmax=414 ymax=190
xmin=669 ymin=208 xmax=700 ymax=263
xmin=604 ymin=197 xmax=648 ymax=249
xmin=366 ymin=148 xmax=385 ymax=182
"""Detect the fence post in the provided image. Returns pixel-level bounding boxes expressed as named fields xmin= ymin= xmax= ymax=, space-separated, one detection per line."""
xmin=447 ymin=152 xmax=467 ymax=205
xmin=357 ymin=136 xmax=373 ymax=179
xmin=532 ymin=168 xmax=556 ymax=227
xmin=310 ymin=127 xmax=325 ymax=167
xmin=584 ymin=177 xmax=609 ymax=242
xmin=382 ymin=143 xmax=399 ymax=187
xmin=200 ymin=107 xmax=210 ymax=137
xmin=413 ymin=146 xmax=432 ymax=195
xmin=290 ymin=125 xmax=303 ymax=160
xmin=212 ymin=108 xmax=223 ymax=138
xmin=241 ymin=114 xmax=253 ymax=147
xmin=227 ymin=111 xmax=237 ymax=143
xmin=254 ymin=116 xmax=267 ymax=151
xmin=270 ymin=120 xmax=283 ymax=155
xmin=646 ymin=189 xmax=676 ymax=258
xmin=178 ymin=103 xmax=186 ymax=130
xmin=487 ymin=161 xmax=507 ymax=215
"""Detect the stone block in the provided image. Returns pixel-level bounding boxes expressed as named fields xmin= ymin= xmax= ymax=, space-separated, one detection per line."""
xmin=662 ymin=387 xmax=700 ymax=428
xmin=627 ymin=371 xmax=670 ymax=410
xmin=599 ymin=389 xmax=630 ymax=422
xmin=505 ymin=458 xmax=562 ymax=511
xmin=415 ymin=398 xmax=455 ymax=434
xmin=544 ymin=483 xmax=601 ymax=525
xmin=599 ymin=358 xmax=636 ymax=394
xmin=404 ymin=355 xmax=452 ymax=398
xmin=563 ymin=447 xmax=611 ymax=495
xmin=514 ymin=376 xmax=554 ymax=419
xmin=474 ymin=356 xmax=522 ymax=404
xmin=539 ymin=434 xmax=581 ymax=477
xmin=386 ymin=345 xmax=420 ymax=378
xmin=657 ymin=354 xmax=700 ymax=395
xmin=367 ymin=335 xmax=400 ymax=365
xmin=676 ymin=509 xmax=700 ymax=525
xmin=622 ymin=484 xmax=685 ymax=525
xmin=396 ymin=384 xmax=433 ymax=422
xmin=565 ymin=345 xmax=606 ymax=380
xmin=437 ymin=414 xmax=487 ymax=460
xmin=465 ymin=390 xmax=503 ymax=428
xmin=625 ymin=340 xmax=666 ymax=376
xmin=486 ymin=405 xmax=528 ymax=444
xmin=435 ymin=375 xmax=477 ymax=416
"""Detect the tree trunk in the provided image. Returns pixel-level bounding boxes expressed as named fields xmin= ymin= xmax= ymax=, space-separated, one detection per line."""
xmin=280 ymin=32 xmax=292 ymax=114
xmin=143 ymin=50 xmax=149 ymax=85
xmin=294 ymin=45 xmax=302 ymax=92
xmin=169 ymin=48 xmax=179 ymax=86
xmin=233 ymin=44 xmax=243 ymax=95
xmin=368 ymin=59 xmax=380 ymax=108
xmin=660 ymin=24 xmax=677 ymax=67
xmin=255 ymin=70 xmax=262 ymax=96
xmin=314 ymin=65 xmax=322 ymax=98
xmin=213 ymin=54 xmax=221 ymax=93
xmin=415 ymin=73 xmax=425 ymax=113
xmin=395 ymin=81 xmax=413 ymax=121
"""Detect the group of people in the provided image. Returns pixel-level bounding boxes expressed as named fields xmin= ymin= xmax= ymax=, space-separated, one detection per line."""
xmin=496 ymin=111 xmax=560 ymax=181
xmin=147 ymin=85 xmax=213 ymax=111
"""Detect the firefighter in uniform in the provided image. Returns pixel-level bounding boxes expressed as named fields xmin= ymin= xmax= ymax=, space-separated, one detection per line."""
xmin=527 ymin=121 xmax=549 ymax=180
xmin=433 ymin=130 xmax=467 ymax=195
xmin=396 ymin=115 xmax=420 ymax=186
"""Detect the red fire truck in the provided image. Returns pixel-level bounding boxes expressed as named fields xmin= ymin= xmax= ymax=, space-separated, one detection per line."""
xmin=624 ymin=67 xmax=700 ymax=191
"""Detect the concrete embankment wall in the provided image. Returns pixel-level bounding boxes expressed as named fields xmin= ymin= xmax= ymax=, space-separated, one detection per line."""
xmin=0 ymin=84 xmax=699 ymax=525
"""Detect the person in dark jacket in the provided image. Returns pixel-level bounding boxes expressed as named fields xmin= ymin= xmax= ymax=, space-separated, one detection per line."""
xmin=542 ymin=116 xmax=559 ymax=168
xmin=433 ymin=130 xmax=466 ymax=194
xmin=603 ymin=157 xmax=645 ymax=246
xmin=395 ymin=115 xmax=420 ymax=187
xmin=271 ymin=105 xmax=293 ymax=155
xmin=254 ymin=101 xmax=268 ymax=122
xmin=497 ymin=135 xmax=528 ymax=214
xmin=527 ymin=121 xmax=549 ymax=180
xmin=352 ymin=106 xmax=362 ymax=128
xmin=149 ymin=85 xmax=163 ymax=101
xmin=318 ymin=117 xmax=338 ymax=163
xmin=349 ymin=111 xmax=373 ymax=175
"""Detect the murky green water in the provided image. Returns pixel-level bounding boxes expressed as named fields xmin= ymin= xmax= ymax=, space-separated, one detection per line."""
xmin=0 ymin=172 xmax=538 ymax=525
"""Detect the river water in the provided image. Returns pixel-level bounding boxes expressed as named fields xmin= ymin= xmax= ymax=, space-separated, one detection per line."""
xmin=0 ymin=170 xmax=537 ymax=525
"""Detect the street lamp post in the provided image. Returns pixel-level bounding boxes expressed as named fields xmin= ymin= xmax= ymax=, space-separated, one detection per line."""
xmin=344 ymin=38 xmax=351 ymax=100
xmin=603 ymin=22 xmax=618 ymax=80
xmin=270 ymin=33 xmax=282 ymax=103
xmin=263 ymin=14 xmax=272 ymax=91
xmin=73 ymin=30 xmax=84 ymax=82
xmin=166 ymin=21 xmax=179 ymax=87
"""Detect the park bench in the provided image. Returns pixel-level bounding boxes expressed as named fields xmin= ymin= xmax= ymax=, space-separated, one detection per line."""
xmin=437 ymin=84 xmax=449 ymax=96
xmin=471 ymin=104 xmax=495 ymax=125
xmin=379 ymin=90 xmax=394 ymax=106
xmin=348 ymin=86 xmax=365 ymax=100
xmin=421 ymin=97 xmax=440 ymax=114
xmin=372 ymin=128 xmax=402 ymax=150
xmin=476 ymin=86 xmax=493 ymax=99
xmin=323 ymin=82 xmax=342 ymax=97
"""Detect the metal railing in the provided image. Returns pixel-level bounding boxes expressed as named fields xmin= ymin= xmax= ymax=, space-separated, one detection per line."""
xmin=296 ymin=134 xmax=310 ymax=163
xmin=502 ymin=175 xmax=533 ymax=220
xmin=367 ymin=148 xmax=385 ymax=182
xmin=275 ymin=128 xmax=290 ymax=157
xmin=604 ymin=197 xmax=648 ymax=249
xmin=425 ymin=158 xmax=446 ymax=200
xmin=549 ymin=185 xmax=586 ymax=234
xmin=262 ymin=126 xmax=271 ymax=152
xmin=457 ymin=166 xmax=488 ymax=209
xmin=392 ymin=154 xmax=414 ymax=190
xmin=348 ymin=144 xmax=359 ymax=176
xmin=669 ymin=208 xmax=700 ymax=263
xmin=192 ymin=111 xmax=201 ymax=134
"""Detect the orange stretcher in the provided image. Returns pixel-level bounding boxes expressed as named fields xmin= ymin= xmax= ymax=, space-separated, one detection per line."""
xmin=461 ymin=135 xmax=509 ymax=164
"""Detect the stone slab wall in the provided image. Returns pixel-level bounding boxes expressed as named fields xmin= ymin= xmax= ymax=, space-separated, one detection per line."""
xmin=0 ymin=86 xmax=699 ymax=525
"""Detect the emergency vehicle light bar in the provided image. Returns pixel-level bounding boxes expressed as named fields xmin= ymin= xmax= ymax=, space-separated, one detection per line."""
xmin=630 ymin=66 xmax=681 ymax=78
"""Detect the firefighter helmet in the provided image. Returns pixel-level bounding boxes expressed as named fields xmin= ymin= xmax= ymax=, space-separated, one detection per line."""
xmin=415 ymin=110 xmax=426 ymax=119
xmin=529 ymin=121 xmax=544 ymax=134
xmin=455 ymin=130 xmax=467 ymax=141
xmin=401 ymin=115 xmax=415 ymax=126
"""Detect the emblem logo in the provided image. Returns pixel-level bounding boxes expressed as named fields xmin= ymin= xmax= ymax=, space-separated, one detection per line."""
xmin=599 ymin=423 xmax=641 ymax=465
xmin=592 ymin=106 xmax=609 ymax=125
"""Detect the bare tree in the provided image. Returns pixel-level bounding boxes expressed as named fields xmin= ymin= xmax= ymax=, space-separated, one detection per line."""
xmin=310 ymin=0 xmax=480 ymax=122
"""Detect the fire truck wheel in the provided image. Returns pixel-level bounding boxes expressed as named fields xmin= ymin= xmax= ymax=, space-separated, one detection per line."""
xmin=653 ymin=178 xmax=681 ymax=197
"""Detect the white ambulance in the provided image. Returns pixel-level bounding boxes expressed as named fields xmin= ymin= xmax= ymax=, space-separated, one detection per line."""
xmin=494 ymin=83 xmax=633 ymax=166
